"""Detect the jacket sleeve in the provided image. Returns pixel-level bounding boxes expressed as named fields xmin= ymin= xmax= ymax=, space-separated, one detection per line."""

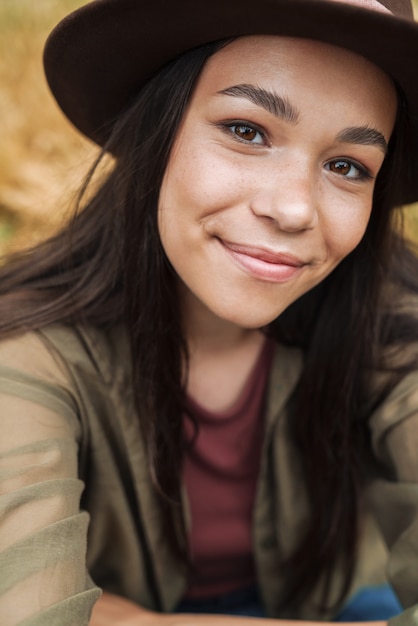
xmin=368 ymin=370 xmax=418 ymax=626
xmin=0 ymin=331 xmax=101 ymax=626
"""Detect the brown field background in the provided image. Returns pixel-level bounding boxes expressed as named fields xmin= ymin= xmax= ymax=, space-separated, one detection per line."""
xmin=0 ymin=0 xmax=417 ymax=256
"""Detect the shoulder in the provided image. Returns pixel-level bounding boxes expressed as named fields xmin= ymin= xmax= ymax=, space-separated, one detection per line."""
xmin=35 ymin=323 xmax=131 ymax=386
xmin=382 ymin=275 xmax=418 ymax=317
xmin=0 ymin=322 xmax=129 ymax=379
xmin=0 ymin=323 xmax=132 ymax=426
xmin=377 ymin=276 xmax=418 ymax=373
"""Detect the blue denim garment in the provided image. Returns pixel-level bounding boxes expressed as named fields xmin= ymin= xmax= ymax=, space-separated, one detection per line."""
xmin=175 ymin=586 xmax=265 ymax=617
xmin=175 ymin=583 xmax=403 ymax=621
xmin=334 ymin=584 xmax=403 ymax=622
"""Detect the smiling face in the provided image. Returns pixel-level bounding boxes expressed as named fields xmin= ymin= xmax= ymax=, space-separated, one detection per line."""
xmin=158 ymin=36 xmax=397 ymax=331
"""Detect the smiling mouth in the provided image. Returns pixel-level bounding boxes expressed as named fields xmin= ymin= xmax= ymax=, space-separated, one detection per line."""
xmin=219 ymin=239 xmax=307 ymax=283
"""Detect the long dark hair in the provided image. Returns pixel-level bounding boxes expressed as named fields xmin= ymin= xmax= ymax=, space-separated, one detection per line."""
xmin=0 ymin=40 xmax=417 ymax=614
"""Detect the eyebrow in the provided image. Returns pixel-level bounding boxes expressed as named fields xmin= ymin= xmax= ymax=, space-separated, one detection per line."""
xmin=217 ymin=83 xmax=388 ymax=153
xmin=336 ymin=126 xmax=388 ymax=154
xmin=217 ymin=84 xmax=300 ymax=124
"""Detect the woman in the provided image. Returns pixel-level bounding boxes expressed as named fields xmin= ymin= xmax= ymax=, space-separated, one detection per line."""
xmin=1 ymin=0 xmax=418 ymax=624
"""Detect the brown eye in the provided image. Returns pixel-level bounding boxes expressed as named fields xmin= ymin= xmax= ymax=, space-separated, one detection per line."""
xmin=329 ymin=160 xmax=351 ymax=175
xmin=234 ymin=125 xmax=257 ymax=141
xmin=227 ymin=123 xmax=264 ymax=144
xmin=326 ymin=159 xmax=370 ymax=181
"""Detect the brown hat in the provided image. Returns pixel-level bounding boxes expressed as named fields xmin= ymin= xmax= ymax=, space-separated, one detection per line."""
xmin=44 ymin=0 xmax=418 ymax=204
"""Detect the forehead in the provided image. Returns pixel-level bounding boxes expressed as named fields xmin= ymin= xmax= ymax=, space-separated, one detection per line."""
xmin=192 ymin=35 xmax=396 ymax=124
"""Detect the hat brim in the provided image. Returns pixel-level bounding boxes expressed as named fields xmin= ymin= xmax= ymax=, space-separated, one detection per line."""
xmin=44 ymin=0 xmax=418 ymax=204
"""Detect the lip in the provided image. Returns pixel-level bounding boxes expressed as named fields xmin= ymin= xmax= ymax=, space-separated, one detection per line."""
xmin=219 ymin=239 xmax=307 ymax=283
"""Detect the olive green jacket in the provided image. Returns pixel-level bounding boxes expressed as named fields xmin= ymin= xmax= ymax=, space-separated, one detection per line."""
xmin=0 ymin=324 xmax=418 ymax=625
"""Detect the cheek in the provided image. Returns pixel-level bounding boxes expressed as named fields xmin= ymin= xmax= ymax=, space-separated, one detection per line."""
xmin=159 ymin=139 xmax=250 ymax=223
xmin=323 ymin=200 xmax=373 ymax=260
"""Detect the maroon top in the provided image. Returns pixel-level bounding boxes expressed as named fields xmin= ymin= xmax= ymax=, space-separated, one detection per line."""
xmin=183 ymin=336 xmax=276 ymax=598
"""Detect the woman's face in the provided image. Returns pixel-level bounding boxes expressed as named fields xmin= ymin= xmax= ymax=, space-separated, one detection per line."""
xmin=158 ymin=36 xmax=397 ymax=329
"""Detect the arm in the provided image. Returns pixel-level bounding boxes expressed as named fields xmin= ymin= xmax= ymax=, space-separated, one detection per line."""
xmin=91 ymin=592 xmax=387 ymax=626
xmin=0 ymin=332 xmax=100 ymax=625
xmin=368 ymin=370 xmax=418 ymax=626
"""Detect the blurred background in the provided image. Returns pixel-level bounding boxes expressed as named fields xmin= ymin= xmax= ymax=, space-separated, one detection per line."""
xmin=0 ymin=0 xmax=417 ymax=256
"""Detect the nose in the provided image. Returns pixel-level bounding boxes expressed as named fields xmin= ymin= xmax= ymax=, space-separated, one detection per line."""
xmin=250 ymin=160 xmax=318 ymax=232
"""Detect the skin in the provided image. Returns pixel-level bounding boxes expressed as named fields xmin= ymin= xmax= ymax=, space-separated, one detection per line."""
xmin=159 ymin=36 xmax=396 ymax=332
xmin=92 ymin=36 xmax=396 ymax=625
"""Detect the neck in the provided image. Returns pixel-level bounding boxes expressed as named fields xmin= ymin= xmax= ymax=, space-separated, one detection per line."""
xmin=180 ymin=284 xmax=267 ymax=411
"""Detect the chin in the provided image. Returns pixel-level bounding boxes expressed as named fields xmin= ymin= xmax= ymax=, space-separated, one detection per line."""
xmin=214 ymin=304 xmax=289 ymax=329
